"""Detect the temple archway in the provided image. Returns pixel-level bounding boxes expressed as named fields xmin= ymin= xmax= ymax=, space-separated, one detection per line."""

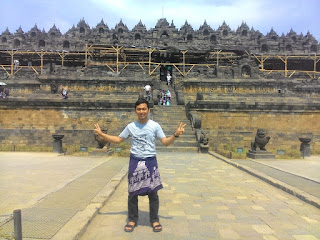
xmin=203 ymin=29 xmax=209 ymax=36
xmin=13 ymin=39 xmax=20 ymax=47
xmin=223 ymin=30 xmax=228 ymax=36
xmin=286 ymin=44 xmax=292 ymax=52
xmin=39 ymin=40 xmax=45 ymax=47
xmin=99 ymin=27 xmax=104 ymax=34
xmin=80 ymin=27 xmax=85 ymax=34
xmin=2 ymin=37 xmax=7 ymax=43
xmin=63 ymin=40 xmax=70 ymax=48
xmin=31 ymin=32 xmax=36 ymax=37
xmin=241 ymin=65 xmax=251 ymax=78
xmin=210 ymin=35 xmax=217 ymax=42
xmin=261 ymin=44 xmax=269 ymax=52
xmin=160 ymin=31 xmax=169 ymax=38
xmin=135 ymin=33 xmax=141 ymax=40
xmin=242 ymin=30 xmax=247 ymax=37
xmin=187 ymin=34 xmax=193 ymax=41
xmin=118 ymin=28 xmax=123 ymax=34
xmin=272 ymin=36 xmax=277 ymax=41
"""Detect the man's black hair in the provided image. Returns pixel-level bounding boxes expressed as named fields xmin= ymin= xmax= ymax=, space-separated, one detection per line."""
xmin=135 ymin=99 xmax=150 ymax=109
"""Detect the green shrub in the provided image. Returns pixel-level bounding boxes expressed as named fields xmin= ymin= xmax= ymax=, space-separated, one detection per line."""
xmin=216 ymin=144 xmax=247 ymax=159
xmin=276 ymin=149 xmax=301 ymax=159
xmin=0 ymin=144 xmax=51 ymax=152
xmin=114 ymin=142 xmax=130 ymax=157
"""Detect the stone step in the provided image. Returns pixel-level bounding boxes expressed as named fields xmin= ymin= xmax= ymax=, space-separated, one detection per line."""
xmin=157 ymin=122 xmax=192 ymax=126
xmin=158 ymin=141 xmax=198 ymax=147
xmin=161 ymin=132 xmax=194 ymax=137
xmin=156 ymin=146 xmax=199 ymax=152
xmin=154 ymin=114 xmax=188 ymax=118
xmin=158 ymin=134 xmax=195 ymax=140
xmin=153 ymin=108 xmax=185 ymax=112
xmin=153 ymin=108 xmax=186 ymax=112
xmin=157 ymin=120 xmax=191 ymax=125
xmin=12 ymin=92 xmax=140 ymax=101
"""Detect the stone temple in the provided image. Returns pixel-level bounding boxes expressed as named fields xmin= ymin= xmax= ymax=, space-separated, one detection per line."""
xmin=0 ymin=18 xmax=320 ymax=157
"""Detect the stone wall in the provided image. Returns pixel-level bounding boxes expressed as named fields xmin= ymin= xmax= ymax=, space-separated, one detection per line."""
xmin=0 ymin=108 xmax=136 ymax=148
xmin=199 ymin=111 xmax=320 ymax=153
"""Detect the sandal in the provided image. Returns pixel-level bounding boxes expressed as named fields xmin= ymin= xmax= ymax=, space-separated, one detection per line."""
xmin=152 ymin=222 xmax=162 ymax=232
xmin=124 ymin=222 xmax=136 ymax=232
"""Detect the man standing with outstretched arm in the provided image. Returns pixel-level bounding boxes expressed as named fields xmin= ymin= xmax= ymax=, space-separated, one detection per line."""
xmin=94 ymin=99 xmax=186 ymax=233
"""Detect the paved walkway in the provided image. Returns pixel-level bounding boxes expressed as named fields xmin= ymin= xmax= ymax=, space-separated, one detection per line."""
xmin=0 ymin=152 xmax=320 ymax=239
xmin=232 ymin=158 xmax=320 ymax=198
xmin=0 ymin=152 xmax=128 ymax=239
xmin=81 ymin=153 xmax=320 ymax=240
xmin=249 ymin=157 xmax=320 ymax=183
xmin=0 ymin=152 xmax=111 ymax=215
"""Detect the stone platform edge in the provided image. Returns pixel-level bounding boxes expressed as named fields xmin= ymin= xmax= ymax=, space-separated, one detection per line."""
xmin=51 ymin=164 xmax=128 ymax=240
xmin=208 ymin=151 xmax=320 ymax=210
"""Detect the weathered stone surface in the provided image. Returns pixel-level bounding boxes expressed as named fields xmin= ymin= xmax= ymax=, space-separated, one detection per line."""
xmin=246 ymin=150 xmax=276 ymax=159
xmin=0 ymin=108 xmax=135 ymax=148
xmin=0 ymin=19 xmax=317 ymax=54
xmin=198 ymin=111 xmax=320 ymax=152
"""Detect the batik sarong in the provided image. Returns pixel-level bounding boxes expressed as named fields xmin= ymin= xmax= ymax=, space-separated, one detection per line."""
xmin=128 ymin=153 xmax=163 ymax=197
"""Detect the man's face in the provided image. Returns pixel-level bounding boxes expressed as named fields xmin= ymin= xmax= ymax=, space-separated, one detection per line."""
xmin=135 ymin=103 xmax=150 ymax=122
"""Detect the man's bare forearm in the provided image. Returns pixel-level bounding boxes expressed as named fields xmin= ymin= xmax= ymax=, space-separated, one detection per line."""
xmin=98 ymin=133 xmax=123 ymax=144
xmin=160 ymin=134 xmax=176 ymax=147
xmin=94 ymin=123 xmax=123 ymax=144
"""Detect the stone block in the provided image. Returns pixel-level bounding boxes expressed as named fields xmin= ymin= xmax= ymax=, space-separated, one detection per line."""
xmin=246 ymin=150 xmax=275 ymax=159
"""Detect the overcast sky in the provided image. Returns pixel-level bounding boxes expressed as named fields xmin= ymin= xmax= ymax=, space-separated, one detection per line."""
xmin=1 ymin=0 xmax=319 ymax=41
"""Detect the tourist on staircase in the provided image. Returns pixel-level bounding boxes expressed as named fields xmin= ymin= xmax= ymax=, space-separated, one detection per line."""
xmin=0 ymin=86 xmax=3 ymax=98
xmin=4 ymin=88 xmax=9 ymax=98
xmin=144 ymin=84 xmax=151 ymax=101
xmin=166 ymin=90 xmax=171 ymax=102
xmin=166 ymin=72 xmax=172 ymax=85
xmin=61 ymin=85 xmax=69 ymax=99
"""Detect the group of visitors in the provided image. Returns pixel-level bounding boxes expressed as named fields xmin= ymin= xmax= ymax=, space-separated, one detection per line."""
xmin=0 ymin=87 xmax=9 ymax=98
xmin=158 ymin=89 xmax=171 ymax=106
xmin=144 ymin=84 xmax=172 ymax=106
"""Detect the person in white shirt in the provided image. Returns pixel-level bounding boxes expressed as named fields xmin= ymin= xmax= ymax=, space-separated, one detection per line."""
xmin=166 ymin=72 xmax=172 ymax=85
xmin=94 ymin=99 xmax=186 ymax=233
xmin=144 ymin=84 xmax=152 ymax=101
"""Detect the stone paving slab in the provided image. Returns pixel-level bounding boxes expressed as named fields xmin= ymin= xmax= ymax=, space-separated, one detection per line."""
xmin=231 ymin=159 xmax=320 ymax=199
xmin=212 ymin=152 xmax=320 ymax=210
xmin=251 ymin=157 xmax=320 ymax=183
xmin=81 ymin=152 xmax=320 ymax=240
xmin=0 ymin=152 xmax=110 ymax=215
xmin=0 ymin=152 xmax=128 ymax=239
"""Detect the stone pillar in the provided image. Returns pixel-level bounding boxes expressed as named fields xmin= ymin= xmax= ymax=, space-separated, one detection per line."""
xmin=299 ymin=137 xmax=312 ymax=158
xmin=52 ymin=134 xmax=64 ymax=153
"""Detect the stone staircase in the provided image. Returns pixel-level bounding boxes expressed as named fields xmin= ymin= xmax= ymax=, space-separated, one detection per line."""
xmin=152 ymin=84 xmax=198 ymax=152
